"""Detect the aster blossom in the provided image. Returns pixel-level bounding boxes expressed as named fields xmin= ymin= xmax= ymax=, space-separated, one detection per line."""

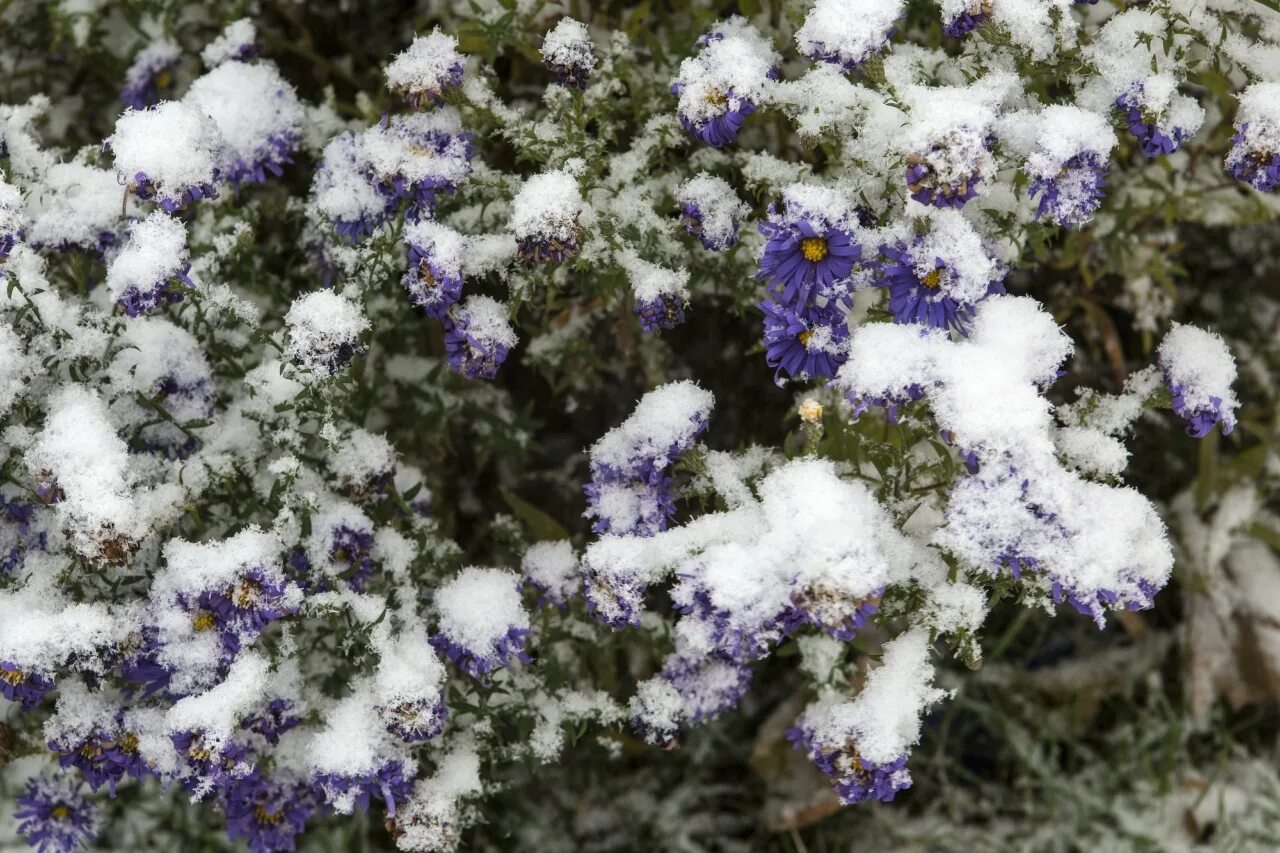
xmin=756 ymin=189 xmax=861 ymax=308
xmin=14 ymin=773 xmax=101 ymax=853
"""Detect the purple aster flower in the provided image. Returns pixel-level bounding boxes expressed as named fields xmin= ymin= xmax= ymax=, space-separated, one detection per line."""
xmin=787 ymin=724 xmax=911 ymax=804
xmin=756 ymin=206 xmax=861 ymax=308
xmin=674 ymin=83 xmax=757 ymax=148
xmin=1051 ymin=577 xmax=1160 ymax=625
xmin=844 ymin=384 xmax=927 ymax=424
xmin=633 ymin=292 xmax=686 ymax=333
xmin=328 ymin=524 xmax=378 ymax=592
xmin=314 ymin=759 xmax=413 ymax=816
xmin=178 ymin=567 xmax=297 ymax=660
xmin=760 ymin=300 xmax=849 ymax=384
xmin=49 ymin=716 xmax=150 ymax=796
xmin=115 ymin=261 xmax=194 ymax=316
xmin=584 ymin=476 xmax=677 ymax=537
xmin=120 ymin=629 xmax=175 ymax=699
xmin=1226 ymin=123 xmax=1280 ymax=192
xmin=785 ymin=585 xmax=882 ymax=641
xmin=240 ymin=698 xmax=302 ymax=746
xmin=130 ymin=171 xmax=219 ymax=215
xmin=943 ymin=0 xmax=992 ymax=37
xmin=681 ymin=201 xmax=734 ymax=250
xmin=368 ymin=114 xmax=475 ymax=219
xmin=1 ymin=495 xmax=49 ymax=575
xmin=1029 ymin=151 xmax=1108 ymax=228
xmin=431 ymin=567 xmax=532 ymax=682
xmin=429 ymin=627 xmax=531 ymax=682
xmin=223 ymin=775 xmax=315 ymax=853
xmin=905 ymin=130 xmax=987 ymax=208
xmin=312 ymin=132 xmax=397 ymax=242
xmin=442 ymin=295 xmax=516 ymax=381
xmin=1164 ymin=382 xmax=1235 ymax=438
xmin=403 ymin=222 xmax=466 ymax=320
xmin=385 ymin=30 xmax=465 ymax=111
xmin=171 ymin=729 xmax=254 ymax=794
xmin=1115 ymin=89 xmax=1190 ymax=157
xmin=222 ymin=133 xmax=298 ymax=190
xmin=14 ymin=773 xmax=101 ymax=853
xmin=542 ymin=19 xmax=597 ymax=89
xmin=671 ymin=584 xmax=789 ymax=663
xmin=877 ymin=240 xmax=1003 ymax=332
xmin=582 ymin=569 xmax=644 ymax=629
xmin=378 ymin=695 xmax=448 ymax=743
xmin=2 ymin=660 xmax=54 ymax=708
xmin=120 ymin=44 xmax=180 ymax=109
xmin=659 ymin=652 xmax=753 ymax=724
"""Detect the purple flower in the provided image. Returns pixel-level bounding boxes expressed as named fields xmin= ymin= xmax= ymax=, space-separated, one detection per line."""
xmin=760 ymin=300 xmax=849 ymax=384
xmin=314 ymin=760 xmax=413 ymax=816
xmin=905 ymin=132 xmax=986 ymax=208
xmin=785 ymin=586 xmax=882 ymax=641
xmin=442 ymin=296 xmax=516 ymax=381
xmin=1226 ymin=124 xmax=1280 ymax=192
xmin=671 ymin=584 xmax=789 ymax=663
xmin=180 ymin=567 xmax=297 ymax=659
xmin=404 ymin=241 xmax=464 ymax=320
xmin=1165 ymin=381 xmax=1235 ymax=438
xmin=223 ymin=133 xmax=299 ymax=190
xmin=787 ymin=724 xmax=911 ymax=804
xmin=130 ymin=171 xmax=219 ymax=215
xmin=223 ymin=775 xmax=315 ymax=853
xmin=584 ymin=475 xmax=677 ymax=537
xmin=171 ymin=729 xmax=254 ymax=794
xmin=680 ymin=201 xmax=736 ymax=251
xmin=757 ymin=208 xmax=861 ymax=308
xmin=328 ymin=524 xmax=378 ymax=592
xmin=943 ymin=0 xmax=991 ymax=37
xmin=121 ymin=45 xmax=180 ymax=109
xmin=1029 ymin=151 xmax=1108 ymax=228
xmin=1 ymin=660 xmax=54 ymax=708
xmin=658 ymin=653 xmax=753 ymax=723
xmin=675 ymin=84 xmax=757 ymax=148
xmin=14 ymin=773 xmax=101 ymax=853
xmin=845 ymin=385 xmax=927 ymax=424
xmin=378 ymin=695 xmax=448 ymax=743
xmin=878 ymin=241 xmax=1002 ymax=332
xmin=240 ymin=698 xmax=301 ymax=746
xmin=430 ymin=626 xmax=531 ymax=682
xmin=369 ymin=115 xmax=475 ymax=219
xmin=582 ymin=569 xmax=644 ymax=629
xmin=49 ymin=717 xmax=150 ymax=796
xmin=1116 ymin=90 xmax=1189 ymax=157
xmin=633 ymin=292 xmax=686 ymax=333
xmin=115 ymin=259 xmax=196 ymax=317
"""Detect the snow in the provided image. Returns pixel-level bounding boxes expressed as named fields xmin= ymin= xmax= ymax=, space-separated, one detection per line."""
xmin=385 ymin=28 xmax=463 ymax=101
xmin=104 ymin=210 xmax=189 ymax=304
xmin=509 ymin=170 xmax=584 ymax=243
xmin=201 ymin=18 xmax=256 ymax=68
xmin=183 ymin=61 xmax=303 ymax=175
xmin=521 ymin=540 xmax=580 ymax=603
xmin=807 ymin=629 xmax=945 ymax=764
xmin=434 ymin=567 xmax=529 ymax=655
xmin=1158 ymin=323 xmax=1239 ymax=422
xmin=284 ymin=290 xmax=369 ymax=375
xmin=109 ymin=100 xmax=222 ymax=195
xmin=673 ymin=16 xmax=779 ymax=126
xmin=25 ymin=163 xmax=125 ymax=250
xmin=589 ymin=380 xmax=714 ymax=475
xmin=542 ymin=18 xmax=597 ymax=74
xmin=795 ymin=0 xmax=902 ymax=68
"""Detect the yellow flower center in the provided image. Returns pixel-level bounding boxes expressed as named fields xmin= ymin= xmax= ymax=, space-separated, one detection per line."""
xmin=192 ymin=611 xmax=217 ymax=632
xmin=233 ymin=579 xmax=261 ymax=609
xmin=800 ymin=237 xmax=829 ymax=263
xmin=50 ymin=805 xmax=71 ymax=820
xmin=798 ymin=330 xmax=812 ymax=347
xmin=154 ymin=71 xmax=172 ymax=89
xmin=1 ymin=668 xmax=27 ymax=687
xmin=920 ymin=268 xmax=943 ymax=289
xmin=704 ymin=89 xmax=728 ymax=107
xmin=255 ymin=805 xmax=285 ymax=825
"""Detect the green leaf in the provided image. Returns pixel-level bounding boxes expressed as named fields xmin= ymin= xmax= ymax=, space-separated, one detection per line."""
xmin=501 ymin=489 xmax=571 ymax=542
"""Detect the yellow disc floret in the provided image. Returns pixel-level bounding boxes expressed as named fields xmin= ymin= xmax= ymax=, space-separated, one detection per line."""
xmin=800 ymin=237 xmax=829 ymax=263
